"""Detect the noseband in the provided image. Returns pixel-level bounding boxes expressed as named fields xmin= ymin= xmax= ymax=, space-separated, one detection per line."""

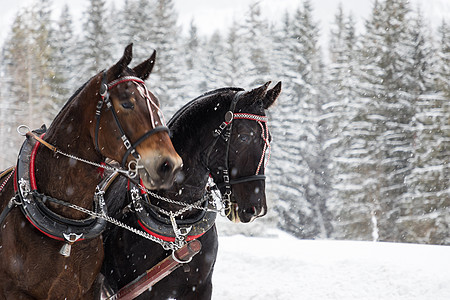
xmin=94 ymin=72 xmax=170 ymax=170
xmin=209 ymin=92 xmax=271 ymax=204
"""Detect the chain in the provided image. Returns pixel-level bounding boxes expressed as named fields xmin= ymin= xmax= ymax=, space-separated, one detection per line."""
xmin=54 ymin=149 xmax=131 ymax=177
xmin=17 ymin=125 xmax=133 ymax=178
xmin=36 ymin=189 xmax=180 ymax=251
xmin=136 ymin=177 xmax=226 ymax=217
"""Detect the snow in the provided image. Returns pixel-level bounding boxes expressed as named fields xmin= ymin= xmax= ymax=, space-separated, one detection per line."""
xmin=212 ymin=230 xmax=450 ymax=300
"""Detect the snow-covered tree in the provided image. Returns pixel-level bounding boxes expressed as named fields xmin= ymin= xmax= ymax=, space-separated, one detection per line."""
xmin=223 ymin=19 xmax=249 ymax=87
xmin=270 ymin=0 xmax=331 ymax=239
xmin=400 ymin=18 xmax=450 ymax=245
xmin=79 ymin=0 xmax=112 ymax=76
xmin=147 ymin=0 xmax=183 ymax=116
xmin=50 ymin=4 xmax=77 ymax=107
xmin=241 ymin=2 xmax=272 ymax=87
xmin=325 ymin=5 xmax=374 ymax=240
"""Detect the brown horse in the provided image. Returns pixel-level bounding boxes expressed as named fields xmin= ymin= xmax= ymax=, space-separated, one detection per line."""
xmin=0 ymin=44 xmax=181 ymax=299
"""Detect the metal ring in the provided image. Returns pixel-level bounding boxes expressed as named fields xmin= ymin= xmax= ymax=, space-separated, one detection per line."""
xmin=172 ymin=250 xmax=193 ymax=264
xmin=17 ymin=125 xmax=31 ymax=136
xmin=12 ymin=196 xmax=22 ymax=206
xmin=127 ymin=159 xmax=140 ymax=179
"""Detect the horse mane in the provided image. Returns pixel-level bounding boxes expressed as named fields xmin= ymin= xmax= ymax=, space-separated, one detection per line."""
xmin=168 ymin=87 xmax=244 ymax=129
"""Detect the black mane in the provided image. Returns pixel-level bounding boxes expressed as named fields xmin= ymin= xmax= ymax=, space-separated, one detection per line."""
xmin=168 ymin=87 xmax=243 ymax=127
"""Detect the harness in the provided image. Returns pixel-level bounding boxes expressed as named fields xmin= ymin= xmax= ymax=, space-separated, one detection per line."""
xmin=126 ymin=179 xmax=217 ymax=245
xmin=207 ymin=91 xmax=271 ymax=206
xmin=116 ymin=90 xmax=271 ymax=249
xmin=99 ymin=90 xmax=273 ymax=299
xmin=13 ymin=132 xmax=108 ymax=252
xmin=0 ymin=73 xmax=171 ymax=257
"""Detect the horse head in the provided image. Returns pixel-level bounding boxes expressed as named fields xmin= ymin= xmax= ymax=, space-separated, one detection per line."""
xmin=93 ymin=44 xmax=182 ymax=189
xmin=209 ymin=82 xmax=281 ymax=223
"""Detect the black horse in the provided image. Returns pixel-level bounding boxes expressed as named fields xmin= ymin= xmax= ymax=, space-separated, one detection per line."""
xmin=100 ymin=82 xmax=281 ymax=299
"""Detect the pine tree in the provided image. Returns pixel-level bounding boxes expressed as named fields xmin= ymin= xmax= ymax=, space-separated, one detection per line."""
xmin=150 ymin=0 xmax=183 ymax=116
xmin=201 ymin=31 xmax=228 ymax=90
xmin=355 ymin=0 xmax=419 ymax=242
xmin=0 ymin=1 xmax=55 ymax=164
xmin=435 ymin=21 xmax=450 ymax=96
xmin=241 ymin=2 xmax=272 ymax=87
xmin=79 ymin=0 xmax=112 ymax=76
xmin=0 ymin=18 xmax=26 ymax=165
xmin=223 ymin=19 xmax=249 ymax=87
xmin=325 ymin=5 xmax=374 ymax=240
xmin=400 ymin=18 xmax=450 ymax=245
xmin=50 ymin=4 xmax=76 ymax=108
xmin=270 ymin=1 xmax=330 ymax=239
xmin=179 ymin=20 xmax=206 ymax=100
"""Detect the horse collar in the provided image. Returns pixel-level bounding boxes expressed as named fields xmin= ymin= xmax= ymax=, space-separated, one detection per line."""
xmin=127 ymin=180 xmax=216 ymax=244
xmin=14 ymin=129 xmax=108 ymax=250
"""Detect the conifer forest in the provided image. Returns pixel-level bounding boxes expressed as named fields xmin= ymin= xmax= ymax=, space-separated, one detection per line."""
xmin=0 ymin=0 xmax=448 ymax=245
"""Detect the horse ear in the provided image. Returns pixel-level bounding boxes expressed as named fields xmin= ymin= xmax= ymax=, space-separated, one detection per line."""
xmin=132 ymin=50 xmax=156 ymax=80
xmin=108 ymin=43 xmax=133 ymax=78
xmin=263 ymin=81 xmax=281 ymax=109
xmin=242 ymin=82 xmax=271 ymax=104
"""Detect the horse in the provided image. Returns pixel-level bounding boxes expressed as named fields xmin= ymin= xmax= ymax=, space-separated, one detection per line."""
xmin=0 ymin=44 xmax=182 ymax=299
xmin=100 ymin=81 xmax=281 ymax=299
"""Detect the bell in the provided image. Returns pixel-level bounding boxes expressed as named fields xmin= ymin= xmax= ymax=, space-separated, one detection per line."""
xmin=59 ymin=242 xmax=72 ymax=257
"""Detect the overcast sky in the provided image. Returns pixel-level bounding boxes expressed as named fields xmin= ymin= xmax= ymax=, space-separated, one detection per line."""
xmin=1 ymin=0 xmax=449 ymax=46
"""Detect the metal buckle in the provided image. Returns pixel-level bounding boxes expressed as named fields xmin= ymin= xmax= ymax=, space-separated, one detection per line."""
xmin=127 ymin=155 xmax=143 ymax=179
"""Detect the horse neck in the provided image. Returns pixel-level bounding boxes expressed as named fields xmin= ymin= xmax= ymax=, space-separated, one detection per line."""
xmin=157 ymin=93 xmax=232 ymax=206
xmin=33 ymin=82 xmax=102 ymax=215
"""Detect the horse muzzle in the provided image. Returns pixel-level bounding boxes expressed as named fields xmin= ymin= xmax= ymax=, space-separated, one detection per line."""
xmin=138 ymin=152 xmax=182 ymax=190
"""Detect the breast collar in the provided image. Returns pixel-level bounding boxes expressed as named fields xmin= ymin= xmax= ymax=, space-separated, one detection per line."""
xmin=126 ymin=180 xmax=217 ymax=243
xmin=13 ymin=128 xmax=107 ymax=244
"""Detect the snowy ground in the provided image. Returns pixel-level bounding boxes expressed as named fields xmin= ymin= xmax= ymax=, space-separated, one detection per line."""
xmin=212 ymin=230 xmax=450 ymax=300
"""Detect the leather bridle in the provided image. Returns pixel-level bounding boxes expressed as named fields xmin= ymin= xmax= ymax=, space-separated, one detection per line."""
xmin=94 ymin=71 xmax=170 ymax=170
xmin=207 ymin=91 xmax=271 ymax=205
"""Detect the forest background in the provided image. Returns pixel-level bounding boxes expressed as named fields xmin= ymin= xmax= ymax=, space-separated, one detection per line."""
xmin=0 ymin=0 xmax=448 ymax=245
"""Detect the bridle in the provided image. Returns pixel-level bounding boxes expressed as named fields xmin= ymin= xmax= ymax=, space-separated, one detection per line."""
xmin=95 ymin=71 xmax=170 ymax=173
xmin=208 ymin=91 xmax=271 ymax=206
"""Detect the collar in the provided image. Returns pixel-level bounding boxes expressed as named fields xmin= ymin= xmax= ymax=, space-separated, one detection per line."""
xmin=127 ymin=180 xmax=216 ymax=243
xmin=14 ymin=128 xmax=108 ymax=243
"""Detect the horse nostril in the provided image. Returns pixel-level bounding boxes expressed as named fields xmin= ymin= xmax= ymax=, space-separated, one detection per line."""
xmin=243 ymin=207 xmax=257 ymax=216
xmin=158 ymin=160 xmax=174 ymax=178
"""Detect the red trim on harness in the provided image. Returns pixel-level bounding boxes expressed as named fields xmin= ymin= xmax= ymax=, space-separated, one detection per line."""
xmin=29 ymin=135 xmax=43 ymax=191
xmin=97 ymin=162 xmax=106 ymax=178
xmin=21 ymin=136 xmax=88 ymax=243
xmin=13 ymin=168 xmax=18 ymax=192
xmin=25 ymin=215 xmax=65 ymax=241
xmin=137 ymin=220 xmax=205 ymax=242
xmin=139 ymin=178 xmax=146 ymax=194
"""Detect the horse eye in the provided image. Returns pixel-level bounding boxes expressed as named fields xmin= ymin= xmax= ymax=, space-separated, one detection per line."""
xmin=238 ymin=134 xmax=250 ymax=142
xmin=121 ymin=101 xmax=134 ymax=110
